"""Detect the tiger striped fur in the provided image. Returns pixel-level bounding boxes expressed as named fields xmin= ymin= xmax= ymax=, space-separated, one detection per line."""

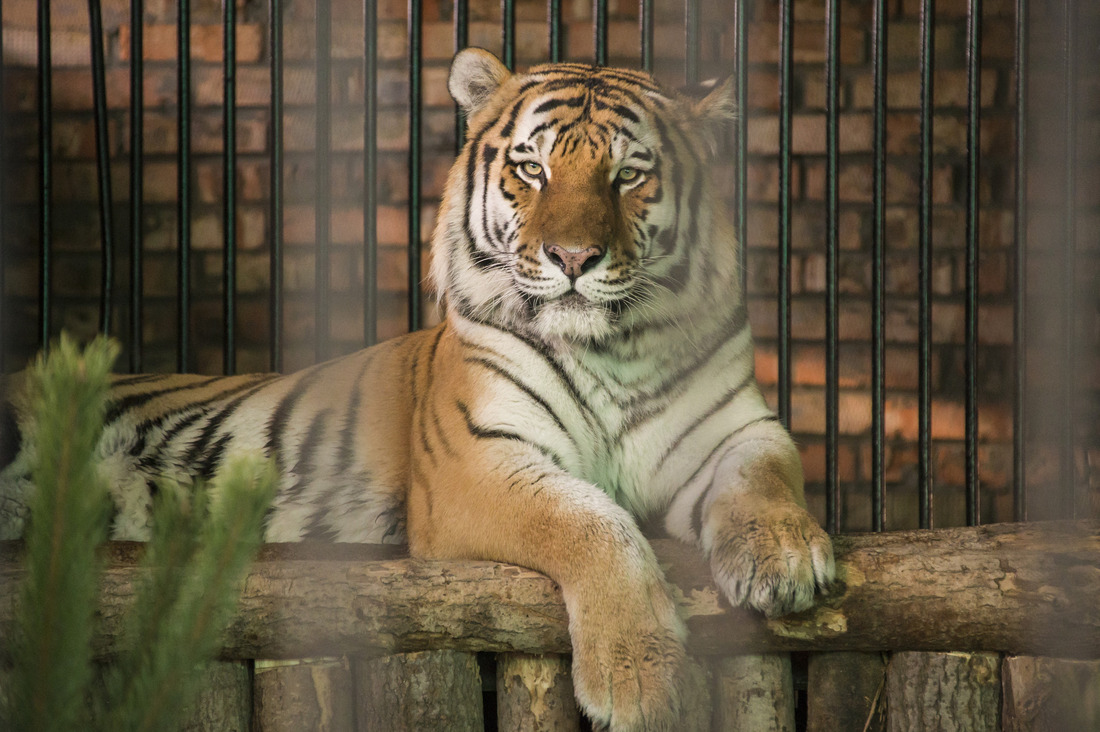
xmin=1 ymin=49 xmax=834 ymax=731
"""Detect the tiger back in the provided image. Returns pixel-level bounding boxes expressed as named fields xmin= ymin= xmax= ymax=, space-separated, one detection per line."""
xmin=0 ymin=49 xmax=834 ymax=732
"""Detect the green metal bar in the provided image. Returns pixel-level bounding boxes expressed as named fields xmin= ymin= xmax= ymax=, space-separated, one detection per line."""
xmin=640 ymin=0 xmax=653 ymax=72
xmin=177 ymin=0 xmax=192 ymax=371
xmin=315 ymin=1 xmax=332 ymax=360
xmin=223 ymin=0 xmax=237 ymax=374
xmin=1061 ymin=0 xmax=1077 ymax=517
xmin=871 ymin=0 xmax=888 ymax=532
xmin=1012 ymin=0 xmax=1028 ymax=522
xmin=269 ymin=0 xmax=284 ymax=371
xmin=918 ymin=0 xmax=935 ymax=529
xmin=777 ymin=0 xmax=793 ymax=428
xmin=454 ymin=0 xmax=468 ymax=154
xmin=502 ymin=0 xmax=515 ymax=71
xmin=89 ymin=0 xmax=115 ymax=337
xmin=685 ymin=0 xmax=700 ymax=83
xmin=735 ymin=0 xmax=747 ymax=296
xmin=364 ymin=0 xmax=378 ymax=347
xmin=549 ymin=0 xmax=563 ymax=63
xmin=129 ymin=0 xmax=144 ymax=372
xmin=0 ymin=0 xmax=6 ymax=370
xmin=594 ymin=0 xmax=608 ymax=66
xmin=408 ymin=0 xmax=422 ymax=331
xmin=38 ymin=0 xmax=52 ymax=353
xmin=964 ymin=0 xmax=982 ymax=525
xmin=824 ymin=0 xmax=840 ymax=534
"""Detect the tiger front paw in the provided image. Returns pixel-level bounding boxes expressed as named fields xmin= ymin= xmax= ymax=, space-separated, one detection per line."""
xmin=708 ymin=497 xmax=835 ymax=618
xmin=568 ymin=581 xmax=689 ymax=731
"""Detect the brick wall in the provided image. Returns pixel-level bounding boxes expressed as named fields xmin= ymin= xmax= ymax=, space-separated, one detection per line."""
xmin=1 ymin=0 xmax=1097 ymax=530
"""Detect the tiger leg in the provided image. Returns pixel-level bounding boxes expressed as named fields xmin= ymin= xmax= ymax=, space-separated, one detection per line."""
xmin=669 ymin=422 xmax=835 ymax=618
xmin=407 ymin=451 xmax=688 ymax=732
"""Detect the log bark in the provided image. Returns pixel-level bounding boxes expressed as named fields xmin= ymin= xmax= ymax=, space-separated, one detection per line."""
xmin=495 ymin=653 xmax=579 ymax=731
xmin=354 ymin=650 xmax=483 ymax=732
xmin=806 ymin=652 xmax=886 ymax=732
xmin=253 ymin=658 xmax=354 ymax=732
xmin=885 ymin=652 xmax=1000 ymax=732
xmin=0 ymin=521 xmax=1096 ymax=659
xmin=710 ymin=654 xmax=795 ymax=732
xmin=1001 ymin=656 xmax=1100 ymax=732
xmin=178 ymin=660 xmax=252 ymax=732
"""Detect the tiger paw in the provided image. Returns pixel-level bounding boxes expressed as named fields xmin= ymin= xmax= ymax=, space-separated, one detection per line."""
xmin=707 ymin=497 xmax=835 ymax=618
xmin=568 ymin=583 xmax=688 ymax=731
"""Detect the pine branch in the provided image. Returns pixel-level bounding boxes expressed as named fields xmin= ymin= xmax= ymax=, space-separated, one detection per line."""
xmin=8 ymin=335 xmax=117 ymax=732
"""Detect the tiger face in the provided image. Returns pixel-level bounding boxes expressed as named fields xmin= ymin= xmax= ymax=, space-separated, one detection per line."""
xmin=433 ymin=49 xmax=737 ymax=344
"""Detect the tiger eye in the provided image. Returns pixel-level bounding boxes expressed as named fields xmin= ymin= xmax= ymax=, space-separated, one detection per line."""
xmin=520 ymin=161 xmax=544 ymax=178
xmin=617 ymin=167 xmax=642 ymax=184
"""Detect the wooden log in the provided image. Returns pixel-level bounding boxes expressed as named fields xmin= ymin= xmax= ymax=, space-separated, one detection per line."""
xmin=806 ymin=652 xmax=886 ymax=732
xmin=0 ymin=521 xmax=1096 ymax=659
xmin=495 ymin=653 xmax=580 ymax=731
xmin=253 ymin=658 xmax=354 ymax=732
xmin=354 ymin=650 xmax=483 ymax=731
xmin=1001 ymin=656 xmax=1100 ymax=732
xmin=179 ymin=660 xmax=252 ymax=732
xmin=886 ymin=652 xmax=1000 ymax=732
xmin=710 ymin=654 xmax=795 ymax=732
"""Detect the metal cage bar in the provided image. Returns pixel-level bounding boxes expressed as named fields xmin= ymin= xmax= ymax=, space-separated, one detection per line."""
xmin=549 ymin=0 xmax=564 ymax=63
xmin=685 ymin=0 xmax=700 ymax=84
xmin=89 ymin=0 xmax=115 ymax=337
xmin=0 ymin=0 xmax=5 ymax=370
xmin=502 ymin=0 xmax=516 ymax=71
xmin=777 ymin=0 xmax=794 ymax=428
xmin=964 ymin=0 xmax=983 ymax=525
xmin=37 ymin=0 xmax=53 ymax=353
xmin=824 ymin=0 xmax=841 ymax=534
xmin=269 ymin=0 xmax=284 ymax=371
xmin=640 ymin=0 xmax=654 ymax=72
xmin=917 ymin=0 xmax=936 ymax=529
xmin=734 ymin=0 xmax=747 ymax=295
xmin=407 ymin=0 xmax=423 ymax=331
xmin=364 ymin=0 xmax=379 ymax=348
xmin=315 ymin=2 xmax=332 ymax=362
xmin=1060 ymin=0 xmax=1078 ymax=517
xmin=223 ymin=0 xmax=238 ymax=374
xmin=176 ymin=0 xmax=192 ymax=371
xmin=871 ymin=0 xmax=888 ymax=532
xmin=1012 ymin=0 xmax=1028 ymax=522
xmin=128 ymin=0 xmax=144 ymax=372
xmin=594 ymin=0 xmax=608 ymax=66
xmin=454 ymin=0 xmax=469 ymax=153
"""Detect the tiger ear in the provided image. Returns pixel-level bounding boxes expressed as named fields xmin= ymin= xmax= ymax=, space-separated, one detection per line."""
xmin=689 ymin=77 xmax=737 ymax=152
xmin=449 ymin=48 xmax=512 ymax=117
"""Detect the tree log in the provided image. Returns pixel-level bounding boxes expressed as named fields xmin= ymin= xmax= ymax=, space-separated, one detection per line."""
xmin=495 ymin=654 xmax=579 ymax=731
xmin=354 ymin=650 xmax=483 ymax=731
xmin=806 ymin=652 xmax=886 ymax=732
xmin=885 ymin=652 xmax=1001 ymax=732
xmin=0 ymin=521 xmax=1096 ymax=660
xmin=253 ymin=658 xmax=354 ymax=732
xmin=1001 ymin=656 xmax=1100 ymax=731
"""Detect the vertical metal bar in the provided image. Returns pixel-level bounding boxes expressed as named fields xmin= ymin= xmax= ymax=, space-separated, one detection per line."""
xmin=964 ymin=0 xmax=982 ymax=525
xmin=549 ymin=0 xmax=563 ymax=63
xmin=408 ymin=0 xmax=422 ymax=331
xmin=777 ymin=0 xmax=793 ymax=428
xmin=502 ymin=0 xmax=515 ymax=71
xmin=594 ymin=0 xmax=608 ymax=66
xmin=734 ymin=0 xmax=747 ymax=296
xmin=871 ymin=0 xmax=888 ymax=532
xmin=640 ymin=0 xmax=654 ymax=72
xmin=1060 ymin=0 xmax=1077 ymax=517
xmin=454 ymin=0 xmax=468 ymax=155
xmin=917 ymin=0 xmax=935 ymax=529
xmin=1012 ymin=0 xmax=1028 ymax=522
xmin=0 ymin=0 xmax=5 ymax=371
xmin=824 ymin=0 xmax=840 ymax=534
xmin=685 ymin=0 xmax=700 ymax=84
xmin=315 ymin=1 xmax=332 ymax=361
xmin=129 ymin=0 xmax=144 ymax=372
xmin=89 ymin=0 xmax=115 ymax=337
xmin=37 ymin=0 xmax=52 ymax=352
xmin=364 ymin=0 xmax=378 ymax=347
xmin=223 ymin=0 xmax=237 ymax=375
xmin=177 ymin=0 xmax=192 ymax=371
xmin=269 ymin=0 xmax=284 ymax=371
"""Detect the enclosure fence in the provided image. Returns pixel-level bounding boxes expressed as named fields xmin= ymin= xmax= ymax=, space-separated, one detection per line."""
xmin=1 ymin=0 xmax=1099 ymax=729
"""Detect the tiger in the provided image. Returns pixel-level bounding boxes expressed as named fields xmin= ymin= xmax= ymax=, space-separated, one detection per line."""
xmin=1 ymin=48 xmax=834 ymax=731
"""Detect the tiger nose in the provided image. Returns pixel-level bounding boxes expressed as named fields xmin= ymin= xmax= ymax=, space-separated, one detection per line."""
xmin=543 ymin=244 xmax=605 ymax=280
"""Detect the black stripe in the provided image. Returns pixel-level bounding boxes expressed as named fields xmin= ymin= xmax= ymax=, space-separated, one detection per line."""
xmin=532 ymin=96 xmax=586 ymax=115
xmin=290 ymin=408 xmax=332 ymax=480
xmin=184 ymin=378 xmax=284 ymax=467
xmin=0 ymin=399 xmax=22 ymax=469
xmin=464 ymin=356 xmax=570 ymax=438
xmin=105 ymin=376 xmax=222 ymax=425
xmin=655 ymin=371 xmax=756 ymax=474
xmin=335 ymin=357 xmax=374 ymax=476
xmin=196 ymin=432 xmax=233 ymax=481
xmin=455 ymin=399 xmax=565 ymax=470
xmin=686 ymin=415 xmax=781 ymax=538
xmin=264 ymin=361 xmax=337 ymax=474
